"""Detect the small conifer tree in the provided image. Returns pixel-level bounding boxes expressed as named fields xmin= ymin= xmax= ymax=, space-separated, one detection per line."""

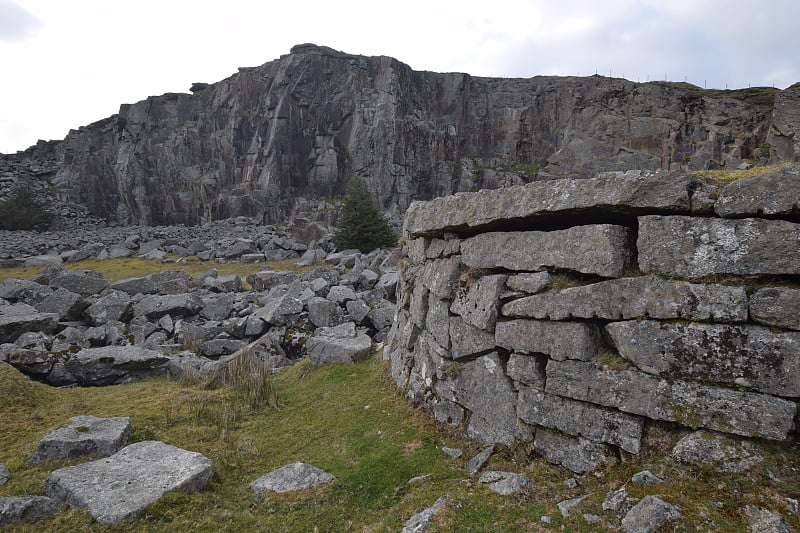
xmin=333 ymin=177 xmax=398 ymax=253
xmin=0 ymin=184 xmax=54 ymax=230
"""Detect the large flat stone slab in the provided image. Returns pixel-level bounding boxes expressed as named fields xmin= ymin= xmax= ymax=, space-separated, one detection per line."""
xmin=516 ymin=386 xmax=643 ymax=453
xmin=306 ymin=322 xmax=372 ymax=365
xmin=0 ymin=496 xmax=60 ymax=525
xmin=750 ymin=287 xmax=800 ymax=331
xmin=65 ymin=346 xmax=171 ymax=386
xmin=502 ymin=275 xmax=747 ymax=322
xmin=32 ymin=415 xmax=131 ymax=464
xmin=495 ymin=319 xmax=600 ymax=361
xmin=403 ymin=173 xmax=693 ymax=236
xmin=606 ymin=320 xmax=800 ymax=396
xmin=0 ymin=304 xmax=58 ymax=343
xmin=714 ymin=164 xmax=800 ymax=217
xmin=462 ymin=225 xmax=632 ymax=278
xmin=545 ymin=360 xmax=797 ymax=440
xmin=46 ymin=440 xmax=213 ymax=525
xmin=638 ymin=215 xmax=800 ymax=277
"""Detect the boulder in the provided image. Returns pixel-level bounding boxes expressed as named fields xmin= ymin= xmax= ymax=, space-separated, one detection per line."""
xmin=478 ymin=471 xmax=530 ymax=495
xmin=133 ymin=293 xmax=203 ymax=320
xmin=0 ymin=278 xmax=52 ymax=302
xmin=326 ymin=284 xmax=358 ymax=304
xmin=461 ymin=225 xmax=632 ymax=278
xmin=670 ymin=431 xmax=763 ymax=473
xmin=557 ymin=495 xmax=588 ymax=517
xmin=199 ymin=339 xmax=247 ymax=358
xmin=247 ymin=295 xmax=303 ymax=329
xmin=0 ymin=304 xmax=58 ymax=343
xmin=534 ymin=427 xmax=619 ymax=474
xmin=246 ymin=270 xmax=298 ymax=291
xmin=65 ymin=346 xmax=171 ymax=386
xmin=250 ymin=462 xmax=335 ymax=493
xmin=306 ymin=322 xmax=372 ymax=365
xmin=46 ymin=440 xmax=213 ymax=525
xmin=205 ymin=274 xmax=243 ymax=293
xmin=750 ymin=288 xmax=800 ymax=331
xmin=638 ymin=215 xmax=800 ymax=277
xmin=0 ymin=496 xmax=60 ymax=525
xmin=545 ymin=360 xmax=797 ymax=440
xmin=307 ymin=296 xmax=345 ymax=328
xmin=112 ymin=270 xmax=192 ymax=296
xmin=31 ymin=415 xmax=131 ymax=464
xmin=631 ymin=470 xmax=664 ymax=484
xmin=620 ymin=495 xmax=681 ymax=533
xmin=495 ymin=320 xmax=600 ymax=361
xmin=366 ymin=299 xmax=396 ymax=331
xmin=743 ymin=505 xmax=792 ymax=533
xmin=345 ymin=299 xmax=370 ymax=324
xmin=606 ymin=321 xmax=800 ymax=396
xmin=714 ymin=164 xmax=800 ymax=217
xmin=83 ymin=291 xmax=132 ymax=326
xmin=33 ymin=288 xmax=87 ymax=321
xmin=401 ymin=495 xmax=448 ymax=533
xmin=502 ymin=275 xmax=747 ymax=323
xmin=466 ymin=445 xmax=494 ymax=475
xmin=49 ymin=270 xmax=109 ymax=296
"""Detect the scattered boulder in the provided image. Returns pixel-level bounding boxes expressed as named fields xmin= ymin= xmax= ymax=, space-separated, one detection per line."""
xmin=31 ymin=415 xmax=131 ymax=464
xmin=631 ymin=470 xmax=664 ymax=484
xmin=306 ymin=322 xmax=372 ymax=365
xmin=466 ymin=445 xmax=494 ymax=475
xmin=46 ymin=440 xmax=214 ymax=525
xmin=0 ymin=303 xmax=58 ymax=343
xmin=49 ymin=270 xmax=109 ymax=296
xmin=603 ymin=486 xmax=628 ymax=512
xmin=620 ymin=495 xmax=681 ymax=533
xmin=0 ymin=496 xmax=61 ymax=525
xmin=670 ymin=430 xmax=764 ymax=473
xmin=558 ymin=495 xmax=588 ymax=517
xmin=478 ymin=471 xmax=530 ymax=495
xmin=250 ymin=462 xmax=335 ymax=493
xmin=401 ymin=495 xmax=448 ymax=533
xmin=65 ymin=346 xmax=171 ymax=386
xmin=744 ymin=505 xmax=792 ymax=533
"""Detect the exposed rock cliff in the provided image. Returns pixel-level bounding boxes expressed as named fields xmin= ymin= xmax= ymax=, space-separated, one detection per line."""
xmin=5 ymin=44 xmax=799 ymax=226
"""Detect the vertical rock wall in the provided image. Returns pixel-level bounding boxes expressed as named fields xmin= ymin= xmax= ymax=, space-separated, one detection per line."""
xmin=386 ymin=165 xmax=800 ymax=473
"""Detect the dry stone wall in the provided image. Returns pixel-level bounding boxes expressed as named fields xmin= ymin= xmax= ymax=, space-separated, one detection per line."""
xmin=386 ymin=165 xmax=800 ymax=473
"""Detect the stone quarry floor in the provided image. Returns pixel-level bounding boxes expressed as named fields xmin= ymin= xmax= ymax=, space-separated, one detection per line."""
xmin=1 ymin=354 xmax=799 ymax=532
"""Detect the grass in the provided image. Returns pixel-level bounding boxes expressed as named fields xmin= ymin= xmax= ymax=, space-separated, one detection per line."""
xmin=647 ymin=81 xmax=780 ymax=108
xmin=1 ymin=356 xmax=798 ymax=531
xmin=691 ymin=162 xmax=793 ymax=185
xmin=0 ymin=256 xmax=324 ymax=285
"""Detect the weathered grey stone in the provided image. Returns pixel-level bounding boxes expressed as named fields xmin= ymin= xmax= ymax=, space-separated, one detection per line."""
xmin=545 ymin=360 xmax=797 ymax=440
xmin=65 ymin=346 xmax=171 ymax=386
xmin=506 ymin=353 xmax=547 ymax=389
xmin=67 ymin=243 xmax=105 ymax=263
xmin=83 ymin=291 xmax=132 ymax=326
xmin=451 ymin=352 xmax=529 ymax=444
xmin=112 ymin=270 xmax=191 ymax=296
xmin=401 ymin=495 xmax=448 ymax=533
xmin=441 ymin=446 xmax=463 ymax=459
xmin=199 ymin=339 xmax=247 ymax=358
xmin=205 ymin=274 xmax=243 ymax=293
xmin=49 ymin=270 xmax=109 ymax=296
xmin=670 ymin=431 xmax=764 ymax=473
xmin=603 ymin=486 xmax=628 ymax=511
xmin=638 ymin=215 xmax=800 ymax=277
xmin=0 ymin=464 xmax=9 ymax=486
xmin=409 ymin=281 xmax=429 ymax=329
xmin=419 ymin=256 xmax=462 ymax=299
xmin=358 ymin=268 xmax=379 ymax=290
xmin=424 ymin=297 xmax=450 ymax=349
xmin=516 ymin=386 xmax=643 ymax=453
xmin=450 ymin=274 xmax=507 ymax=331
xmin=0 ymin=496 xmax=60 ymax=525
xmin=461 ymin=225 xmax=632 ymax=278
xmin=432 ymin=400 xmax=465 ymax=426
xmin=478 ymin=471 xmax=530 ymax=495
xmin=345 ymin=299 xmax=370 ymax=324
xmin=534 ymin=428 xmax=619 ymax=473
xmin=0 ymin=278 xmax=52 ymax=302
xmin=246 ymin=270 xmax=299 ymax=291
xmin=503 ymin=275 xmax=747 ymax=322
xmin=0 ymin=304 xmax=58 ymax=343
xmin=307 ymin=296 xmax=345 ymax=328
xmin=32 ymin=415 xmax=131 ymax=464
xmin=505 ymin=272 xmax=551 ymax=294
xmin=744 ymin=505 xmax=792 ymax=533
xmin=558 ymin=495 xmax=588 ymax=518
xmin=46 ymin=440 xmax=213 ymax=525
xmin=606 ymin=320 xmax=800 ymax=396
xmin=449 ymin=316 xmax=495 ymax=359
xmin=326 ymin=284 xmax=358 ymax=304
xmin=248 ymin=295 xmax=304 ymax=328
xmin=620 ymin=495 xmax=681 ymax=533
xmin=367 ymin=299 xmax=396 ymax=331
xmin=250 ymin=462 xmax=335 ymax=493
xmin=466 ymin=445 xmax=494 ymax=474
xmin=631 ymin=470 xmax=663 ymax=484
xmin=403 ymin=173 xmax=693 ymax=236
xmin=495 ymin=320 xmax=600 ymax=361
xmin=306 ymin=322 xmax=372 ymax=365
xmin=714 ymin=164 xmax=800 ymax=217
xmin=200 ymin=292 xmax=235 ymax=321
xmin=375 ymin=271 xmax=399 ymax=298
xmin=33 ymin=288 xmax=87 ymax=321
xmin=750 ymin=288 xmax=800 ymax=331
xmin=133 ymin=293 xmax=203 ymax=320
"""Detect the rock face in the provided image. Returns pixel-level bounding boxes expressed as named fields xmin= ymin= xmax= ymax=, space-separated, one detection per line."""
xmin=46 ymin=440 xmax=214 ymax=525
xmin=388 ymin=170 xmax=800 ymax=474
xmin=5 ymin=44 xmax=795 ymax=226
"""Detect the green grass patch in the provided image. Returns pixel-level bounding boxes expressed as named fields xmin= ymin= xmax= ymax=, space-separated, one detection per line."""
xmin=691 ymin=162 xmax=792 ymax=185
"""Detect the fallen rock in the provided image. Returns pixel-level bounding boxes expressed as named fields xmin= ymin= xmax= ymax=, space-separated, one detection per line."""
xmin=631 ymin=470 xmax=664 ymax=484
xmin=0 ymin=304 xmax=58 ymax=343
xmin=603 ymin=486 xmax=628 ymax=511
xmin=32 ymin=415 xmax=131 ymax=464
xmin=670 ymin=430 xmax=764 ymax=473
xmin=621 ymin=495 xmax=681 ymax=533
xmin=306 ymin=322 xmax=372 ymax=365
xmin=402 ymin=495 xmax=448 ymax=533
xmin=558 ymin=495 xmax=588 ymax=517
xmin=65 ymin=346 xmax=171 ymax=386
xmin=744 ymin=505 xmax=792 ymax=533
xmin=478 ymin=471 xmax=530 ymax=495
xmin=46 ymin=440 xmax=213 ymax=525
xmin=49 ymin=270 xmax=109 ymax=296
xmin=0 ymin=496 xmax=61 ymax=525
xmin=466 ymin=445 xmax=494 ymax=475
xmin=250 ymin=462 xmax=335 ymax=493
xmin=133 ymin=293 xmax=203 ymax=320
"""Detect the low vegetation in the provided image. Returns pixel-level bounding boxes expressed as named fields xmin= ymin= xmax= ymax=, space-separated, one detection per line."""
xmin=0 ymin=184 xmax=54 ymax=231
xmin=647 ymin=81 xmax=780 ymax=108
xmin=333 ymin=177 xmax=398 ymax=253
xmin=691 ymin=162 xmax=793 ymax=185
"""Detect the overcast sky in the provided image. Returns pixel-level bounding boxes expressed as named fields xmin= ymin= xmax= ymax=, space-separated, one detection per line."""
xmin=1 ymin=0 xmax=798 ymax=153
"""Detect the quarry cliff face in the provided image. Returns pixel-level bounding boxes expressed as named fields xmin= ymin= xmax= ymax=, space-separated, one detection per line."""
xmin=11 ymin=44 xmax=800 ymax=225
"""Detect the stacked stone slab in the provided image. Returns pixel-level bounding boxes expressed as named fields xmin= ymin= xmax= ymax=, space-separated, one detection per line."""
xmin=387 ymin=166 xmax=800 ymax=473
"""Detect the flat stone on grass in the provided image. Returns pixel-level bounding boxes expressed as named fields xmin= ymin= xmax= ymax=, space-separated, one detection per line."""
xmin=46 ymin=441 xmax=213 ymax=525
xmin=250 ymin=462 xmax=335 ymax=493
xmin=32 ymin=415 xmax=131 ymax=464
xmin=0 ymin=496 xmax=60 ymax=525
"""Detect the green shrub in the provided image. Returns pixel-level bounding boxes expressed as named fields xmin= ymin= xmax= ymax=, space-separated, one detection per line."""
xmin=0 ymin=184 xmax=54 ymax=230
xmin=333 ymin=177 xmax=398 ymax=253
